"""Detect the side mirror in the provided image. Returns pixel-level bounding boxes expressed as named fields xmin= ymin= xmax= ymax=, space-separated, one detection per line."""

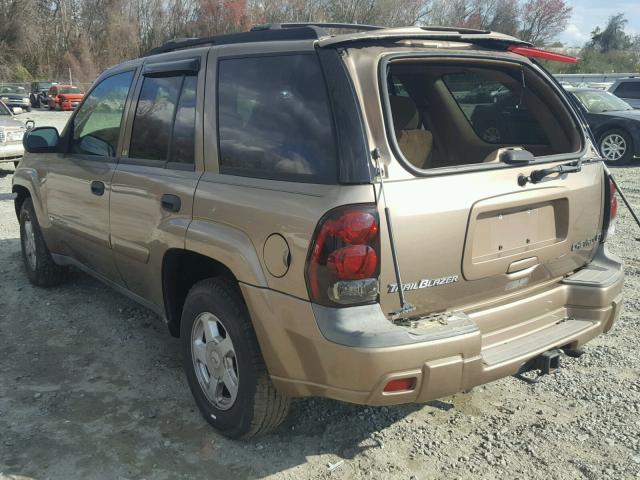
xmin=24 ymin=127 xmax=59 ymax=153
xmin=12 ymin=107 xmax=23 ymax=114
xmin=25 ymin=120 xmax=35 ymax=131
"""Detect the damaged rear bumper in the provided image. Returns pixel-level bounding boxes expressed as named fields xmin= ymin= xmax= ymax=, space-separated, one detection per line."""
xmin=241 ymin=245 xmax=623 ymax=405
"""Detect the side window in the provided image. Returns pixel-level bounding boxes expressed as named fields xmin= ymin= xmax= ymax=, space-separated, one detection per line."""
xmin=128 ymin=74 xmax=197 ymax=166
xmin=71 ymin=71 xmax=134 ymax=157
xmin=442 ymin=72 xmax=548 ymax=145
xmin=614 ymin=82 xmax=640 ymax=99
xmin=217 ymin=54 xmax=337 ymax=183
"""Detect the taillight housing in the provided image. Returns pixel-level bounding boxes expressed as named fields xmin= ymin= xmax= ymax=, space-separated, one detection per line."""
xmin=602 ymin=177 xmax=618 ymax=241
xmin=305 ymin=205 xmax=380 ymax=306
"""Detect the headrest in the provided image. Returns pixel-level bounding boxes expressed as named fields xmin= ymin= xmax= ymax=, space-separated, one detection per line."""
xmin=389 ymin=95 xmax=420 ymax=130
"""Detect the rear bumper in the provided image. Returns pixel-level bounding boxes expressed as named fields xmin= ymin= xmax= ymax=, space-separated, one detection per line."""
xmin=60 ymin=100 xmax=80 ymax=110
xmin=242 ymin=245 xmax=623 ymax=405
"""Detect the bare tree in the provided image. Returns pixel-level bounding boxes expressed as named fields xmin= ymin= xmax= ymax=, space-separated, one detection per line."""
xmin=519 ymin=0 xmax=571 ymax=45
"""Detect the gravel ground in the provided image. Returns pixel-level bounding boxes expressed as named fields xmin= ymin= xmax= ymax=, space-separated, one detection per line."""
xmin=0 ymin=109 xmax=639 ymax=479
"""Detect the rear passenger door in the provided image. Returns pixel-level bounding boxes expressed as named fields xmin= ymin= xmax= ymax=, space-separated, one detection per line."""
xmin=109 ymin=54 xmax=204 ymax=305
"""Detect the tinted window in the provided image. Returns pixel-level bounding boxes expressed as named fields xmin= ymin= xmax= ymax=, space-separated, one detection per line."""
xmin=171 ymin=76 xmax=197 ymax=164
xmin=218 ymin=54 xmax=336 ymax=183
xmin=71 ymin=71 xmax=134 ymax=157
xmin=129 ymin=74 xmax=197 ymax=166
xmin=614 ymin=81 xmax=640 ymax=99
xmin=443 ymin=72 xmax=548 ymax=145
xmin=129 ymin=76 xmax=181 ymax=162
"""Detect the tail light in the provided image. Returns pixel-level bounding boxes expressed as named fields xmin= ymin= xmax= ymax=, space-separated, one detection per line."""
xmin=306 ymin=205 xmax=380 ymax=306
xmin=602 ymin=177 xmax=618 ymax=240
xmin=609 ymin=180 xmax=618 ymax=221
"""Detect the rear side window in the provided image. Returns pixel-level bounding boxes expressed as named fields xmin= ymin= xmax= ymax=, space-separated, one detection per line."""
xmin=129 ymin=74 xmax=197 ymax=166
xmin=614 ymin=81 xmax=640 ymax=99
xmin=217 ymin=54 xmax=337 ymax=183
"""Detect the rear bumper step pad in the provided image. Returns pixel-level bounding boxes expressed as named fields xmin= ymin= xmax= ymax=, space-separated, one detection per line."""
xmin=482 ymin=319 xmax=592 ymax=367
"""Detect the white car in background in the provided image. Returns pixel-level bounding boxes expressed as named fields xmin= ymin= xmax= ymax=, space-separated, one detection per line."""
xmin=0 ymin=101 xmax=28 ymax=168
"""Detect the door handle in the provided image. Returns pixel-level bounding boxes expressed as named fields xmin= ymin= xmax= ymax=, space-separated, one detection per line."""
xmin=161 ymin=194 xmax=181 ymax=213
xmin=90 ymin=180 xmax=105 ymax=196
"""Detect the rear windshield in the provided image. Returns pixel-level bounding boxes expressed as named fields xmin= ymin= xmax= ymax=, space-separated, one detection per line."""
xmin=0 ymin=86 xmax=26 ymax=95
xmin=385 ymin=60 xmax=582 ymax=171
xmin=59 ymin=86 xmax=81 ymax=94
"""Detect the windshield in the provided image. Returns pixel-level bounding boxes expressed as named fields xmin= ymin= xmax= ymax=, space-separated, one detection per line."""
xmin=59 ymin=86 xmax=81 ymax=94
xmin=0 ymin=86 xmax=27 ymax=95
xmin=0 ymin=102 xmax=11 ymax=115
xmin=573 ymin=90 xmax=633 ymax=113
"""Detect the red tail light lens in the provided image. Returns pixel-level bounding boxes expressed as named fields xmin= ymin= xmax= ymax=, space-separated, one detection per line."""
xmin=328 ymin=245 xmax=377 ymax=280
xmin=306 ymin=205 xmax=380 ymax=306
xmin=609 ymin=180 xmax=618 ymax=221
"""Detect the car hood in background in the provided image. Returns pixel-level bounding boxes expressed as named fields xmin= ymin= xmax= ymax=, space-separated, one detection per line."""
xmin=595 ymin=109 xmax=640 ymax=121
xmin=0 ymin=116 xmax=27 ymax=128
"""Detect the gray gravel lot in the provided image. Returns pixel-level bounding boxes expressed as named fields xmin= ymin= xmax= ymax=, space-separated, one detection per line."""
xmin=0 ymin=109 xmax=639 ymax=479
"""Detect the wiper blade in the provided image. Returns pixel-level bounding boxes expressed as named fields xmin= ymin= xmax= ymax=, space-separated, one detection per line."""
xmin=518 ymin=159 xmax=582 ymax=186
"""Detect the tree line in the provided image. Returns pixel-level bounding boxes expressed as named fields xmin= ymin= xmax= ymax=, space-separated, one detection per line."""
xmin=548 ymin=14 xmax=640 ymax=74
xmin=0 ymin=0 xmax=572 ymax=83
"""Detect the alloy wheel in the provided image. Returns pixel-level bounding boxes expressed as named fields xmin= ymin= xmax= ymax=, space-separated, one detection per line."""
xmin=23 ymin=217 xmax=37 ymax=271
xmin=600 ymin=133 xmax=627 ymax=162
xmin=191 ymin=312 xmax=239 ymax=410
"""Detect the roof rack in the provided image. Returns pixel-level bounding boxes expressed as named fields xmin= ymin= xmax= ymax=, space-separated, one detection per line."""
xmin=144 ymin=25 xmax=322 ymax=56
xmin=252 ymin=22 xmax=384 ymax=32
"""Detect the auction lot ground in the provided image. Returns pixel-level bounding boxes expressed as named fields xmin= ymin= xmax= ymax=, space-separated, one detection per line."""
xmin=1 ymin=109 xmax=639 ymax=479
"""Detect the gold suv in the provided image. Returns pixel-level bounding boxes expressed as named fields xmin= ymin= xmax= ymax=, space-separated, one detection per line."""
xmin=14 ymin=24 xmax=624 ymax=438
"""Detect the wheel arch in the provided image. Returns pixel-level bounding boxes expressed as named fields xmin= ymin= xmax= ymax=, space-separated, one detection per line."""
xmin=163 ymin=249 xmax=246 ymax=337
xmin=12 ymin=184 xmax=31 ymax=219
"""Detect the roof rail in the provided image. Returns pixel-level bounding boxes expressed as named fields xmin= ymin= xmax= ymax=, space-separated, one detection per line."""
xmin=144 ymin=25 xmax=322 ymax=57
xmin=419 ymin=26 xmax=491 ymax=35
xmin=252 ymin=22 xmax=384 ymax=32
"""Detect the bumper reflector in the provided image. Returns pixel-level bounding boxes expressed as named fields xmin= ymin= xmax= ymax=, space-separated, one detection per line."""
xmin=384 ymin=377 xmax=416 ymax=392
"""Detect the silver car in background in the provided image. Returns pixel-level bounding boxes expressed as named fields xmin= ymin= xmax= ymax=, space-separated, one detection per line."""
xmin=0 ymin=100 xmax=27 ymax=167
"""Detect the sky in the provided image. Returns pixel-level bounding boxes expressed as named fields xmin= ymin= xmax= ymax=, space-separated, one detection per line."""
xmin=558 ymin=0 xmax=640 ymax=46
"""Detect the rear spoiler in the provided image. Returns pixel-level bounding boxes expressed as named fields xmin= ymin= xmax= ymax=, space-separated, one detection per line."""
xmin=318 ymin=29 xmax=579 ymax=64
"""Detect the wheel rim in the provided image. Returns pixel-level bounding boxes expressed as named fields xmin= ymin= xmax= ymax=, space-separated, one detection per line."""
xmin=191 ymin=312 xmax=239 ymax=411
xmin=601 ymin=134 xmax=627 ymax=162
xmin=482 ymin=126 xmax=501 ymax=143
xmin=23 ymin=216 xmax=37 ymax=271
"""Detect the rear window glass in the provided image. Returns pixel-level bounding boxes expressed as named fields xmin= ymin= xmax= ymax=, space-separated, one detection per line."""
xmin=443 ymin=73 xmax=548 ymax=145
xmin=217 ymin=54 xmax=337 ymax=183
xmin=386 ymin=62 xmax=580 ymax=171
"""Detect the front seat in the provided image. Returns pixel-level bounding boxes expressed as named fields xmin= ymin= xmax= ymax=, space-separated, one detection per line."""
xmin=389 ymin=95 xmax=433 ymax=169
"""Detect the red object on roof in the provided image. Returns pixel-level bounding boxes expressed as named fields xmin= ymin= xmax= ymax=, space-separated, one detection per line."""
xmin=507 ymin=45 xmax=579 ymax=64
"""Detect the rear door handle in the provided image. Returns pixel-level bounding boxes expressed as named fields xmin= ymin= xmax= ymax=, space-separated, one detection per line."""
xmin=161 ymin=194 xmax=181 ymax=213
xmin=90 ymin=180 xmax=105 ymax=196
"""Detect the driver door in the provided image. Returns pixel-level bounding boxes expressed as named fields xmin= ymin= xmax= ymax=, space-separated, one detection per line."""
xmin=43 ymin=69 xmax=137 ymax=282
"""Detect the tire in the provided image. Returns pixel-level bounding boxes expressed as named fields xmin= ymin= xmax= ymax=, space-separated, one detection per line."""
xmin=599 ymin=129 xmax=634 ymax=164
xmin=181 ymin=278 xmax=289 ymax=439
xmin=26 ymin=106 xmax=31 ymax=112
xmin=19 ymin=198 xmax=68 ymax=287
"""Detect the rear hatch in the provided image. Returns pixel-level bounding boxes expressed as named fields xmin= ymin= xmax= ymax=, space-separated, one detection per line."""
xmin=353 ymin=49 xmax=604 ymax=318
